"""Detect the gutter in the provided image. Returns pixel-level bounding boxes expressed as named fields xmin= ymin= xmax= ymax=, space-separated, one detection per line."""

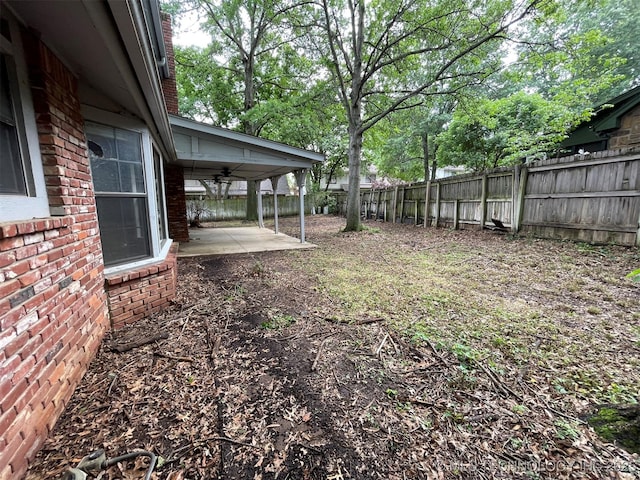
xmin=142 ymin=0 xmax=170 ymax=79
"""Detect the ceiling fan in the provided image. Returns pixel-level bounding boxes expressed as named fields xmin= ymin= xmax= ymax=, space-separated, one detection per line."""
xmin=212 ymin=166 xmax=243 ymax=184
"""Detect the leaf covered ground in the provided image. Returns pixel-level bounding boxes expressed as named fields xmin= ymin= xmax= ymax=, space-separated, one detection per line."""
xmin=27 ymin=216 xmax=640 ymax=479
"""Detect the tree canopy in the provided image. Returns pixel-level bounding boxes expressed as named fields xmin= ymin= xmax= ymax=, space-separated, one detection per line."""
xmin=165 ymin=0 xmax=638 ymax=231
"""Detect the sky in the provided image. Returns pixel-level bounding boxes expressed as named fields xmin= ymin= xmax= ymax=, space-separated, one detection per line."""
xmin=172 ymin=10 xmax=210 ymax=47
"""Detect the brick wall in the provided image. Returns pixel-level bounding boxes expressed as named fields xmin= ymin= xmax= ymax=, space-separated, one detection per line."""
xmin=159 ymin=13 xmax=189 ymax=243
xmin=0 ymin=30 xmax=110 ymax=479
xmin=609 ymin=103 xmax=640 ymax=149
xmin=161 ymin=12 xmax=179 ymax=116
xmin=164 ymin=164 xmax=190 ymax=242
xmin=105 ymin=243 xmax=178 ymax=329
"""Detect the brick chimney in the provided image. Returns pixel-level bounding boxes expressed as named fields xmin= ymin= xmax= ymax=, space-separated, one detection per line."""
xmin=159 ymin=12 xmax=189 ymax=242
xmin=161 ymin=12 xmax=179 ymax=115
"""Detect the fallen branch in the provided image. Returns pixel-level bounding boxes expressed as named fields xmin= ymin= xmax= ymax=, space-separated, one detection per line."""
xmin=107 ymin=373 xmax=117 ymax=396
xmin=110 ymin=332 xmax=169 ymax=353
xmin=403 ymin=397 xmax=437 ymax=408
xmin=166 ymin=436 xmax=259 ymax=464
xmin=153 ymin=351 xmax=194 ymax=362
xmin=374 ymin=333 xmax=389 ymax=356
xmin=424 ymin=339 xmax=450 ymax=367
xmin=311 ymin=337 xmax=331 ymax=372
xmin=355 ymin=317 xmax=385 ymax=325
xmin=465 ymin=413 xmax=501 ymax=423
xmin=474 ymin=360 xmax=523 ymax=401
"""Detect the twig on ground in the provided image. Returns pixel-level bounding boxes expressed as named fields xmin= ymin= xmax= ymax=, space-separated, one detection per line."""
xmin=355 ymin=317 xmax=385 ymax=325
xmin=176 ymin=312 xmax=193 ymax=341
xmin=166 ymin=436 xmax=259 ymax=463
xmin=375 ymin=333 xmax=389 ymax=356
xmin=518 ymin=379 xmax=585 ymax=424
xmin=110 ymin=332 xmax=169 ymax=353
xmin=474 ymin=360 xmax=523 ymax=401
xmin=311 ymin=337 xmax=331 ymax=372
xmin=107 ymin=373 xmax=117 ymax=396
xmin=424 ymin=339 xmax=450 ymax=367
xmin=153 ymin=351 xmax=194 ymax=362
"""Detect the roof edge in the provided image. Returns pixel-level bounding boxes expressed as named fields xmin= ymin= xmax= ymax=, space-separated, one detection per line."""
xmin=169 ymin=115 xmax=325 ymax=163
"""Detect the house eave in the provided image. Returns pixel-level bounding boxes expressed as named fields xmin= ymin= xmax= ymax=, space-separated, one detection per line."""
xmin=6 ymin=0 xmax=175 ymax=161
xmin=169 ymin=115 xmax=325 ymax=164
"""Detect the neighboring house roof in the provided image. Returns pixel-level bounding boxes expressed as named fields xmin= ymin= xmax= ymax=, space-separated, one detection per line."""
xmin=560 ymin=86 xmax=640 ymax=150
xmin=170 ymin=115 xmax=324 ymax=182
xmin=7 ymin=0 xmax=176 ymax=161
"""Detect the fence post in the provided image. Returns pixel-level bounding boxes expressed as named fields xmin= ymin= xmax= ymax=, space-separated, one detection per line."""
xmin=513 ymin=165 xmax=528 ymax=233
xmin=434 ymin=183 xmax=441 ymax=227
xmin=479 ymin=174 xmax=487 ymax=230
xmin=383 ymin=189 xmax=388 ymax=222
xmin=364 ymin=190 xmax=370 ymax=218
xmin=399 ymin=186 xmax=405 ymax=223
xmin=453 ymin=199 xmax=459 ymax=230
xmin=392 ymin=186 xmax=399 ymax=223
xmin=414 ymin=192 xmax=418 ymax=225
xmin=423 ymin=181 xmax=431 ymax=227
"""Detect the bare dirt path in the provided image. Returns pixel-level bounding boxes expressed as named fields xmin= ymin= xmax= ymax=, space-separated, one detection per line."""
xmin=27 ymin=216 xmax=639 ymax=479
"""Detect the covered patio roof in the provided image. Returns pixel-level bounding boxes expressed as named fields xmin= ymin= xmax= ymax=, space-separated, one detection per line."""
xmin=169 ymin=115 xmax=324 ymax=182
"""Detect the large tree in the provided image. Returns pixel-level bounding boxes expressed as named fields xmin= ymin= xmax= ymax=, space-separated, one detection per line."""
xmin=176 ymin=0 xmax=312 ymax=220
xmin=436 ymin=91 xmax=588 ymax=171
xmin=505 ymin=0 xmax=634 ymax=104
xmin=313 ymin=0 xmax=551 ymax=231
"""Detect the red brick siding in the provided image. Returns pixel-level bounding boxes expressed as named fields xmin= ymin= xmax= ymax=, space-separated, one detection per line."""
xmin=159 ymin=13 xmax=189 ymax=243
xmin=0 ymin=31 xmax=110 ymax=479
xmin=22 ymin=28 xmax=94 ymax=217
xmin=164 ymin=164 xmax=190 ymax=242
xmin=161 ymin=13 xmax=179 ymax=116
xmin=105 ymin=243 xmax=178 ymax=329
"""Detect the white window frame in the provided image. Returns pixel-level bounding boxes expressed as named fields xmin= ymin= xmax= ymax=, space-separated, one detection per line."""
xmin=0 ymin=9 xmax=49 ymax=222
xmin=83 ymin=106 xmax=170 ymax=275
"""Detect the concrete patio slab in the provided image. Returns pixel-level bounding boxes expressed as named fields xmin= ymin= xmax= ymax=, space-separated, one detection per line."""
xmin=177 ymin=227 xmax=316 ymax=257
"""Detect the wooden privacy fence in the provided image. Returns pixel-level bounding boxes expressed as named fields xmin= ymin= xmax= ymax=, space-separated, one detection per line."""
xmin=188 ymin=194 xmax=321 ymax=222
xmin=334 ymin=147 xmax=640 ymax=246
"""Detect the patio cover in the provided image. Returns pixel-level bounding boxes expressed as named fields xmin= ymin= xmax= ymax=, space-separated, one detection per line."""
xmin=170 ymin=115 xmax=324 ymax=182
xmin=169 ymin=115 xmax=325 ymax=242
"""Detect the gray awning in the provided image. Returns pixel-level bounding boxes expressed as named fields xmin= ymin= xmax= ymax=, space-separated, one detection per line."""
xmin=169 ymin=115 xmax=324 ymax=181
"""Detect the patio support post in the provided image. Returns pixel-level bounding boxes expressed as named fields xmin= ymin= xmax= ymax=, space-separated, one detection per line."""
xmin=270 ymin=176 xmax=281 ymax=234
xmin=256 ymin=180 xmax=264 ymax=228
xmin=294 ymin=169 xmax=307 ymax=243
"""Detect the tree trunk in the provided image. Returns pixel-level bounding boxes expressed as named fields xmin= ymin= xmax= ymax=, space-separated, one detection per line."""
xmin=422 ymin=132 xmax=429 ymax=181
xmin=345 ymin=121 xmax=363 ymax=231
xmin=431 ymin=144 xmax=438 ymax=181
xmin=242 ymin=54 xmax=256 ymax=136
xmin=246 ymin=180 xmax=258 ymax=221
xmin=343 ymin=0 xmax=365 ymax=232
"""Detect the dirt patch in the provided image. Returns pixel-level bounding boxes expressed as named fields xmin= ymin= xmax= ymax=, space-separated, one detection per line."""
xmin=27 ymin=216 xmax=640 ymax=479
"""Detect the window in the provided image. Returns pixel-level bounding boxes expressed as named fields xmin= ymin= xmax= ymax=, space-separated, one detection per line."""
xmin=153 ymin=147 xmax=168 ymax=241
xmin=0 ymin=12 xmax=48 ymax=221
xmin=86 ymin=118 xmax=169 ymax=270
xmin=0 ymin=54 xmax=26 ymax=195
